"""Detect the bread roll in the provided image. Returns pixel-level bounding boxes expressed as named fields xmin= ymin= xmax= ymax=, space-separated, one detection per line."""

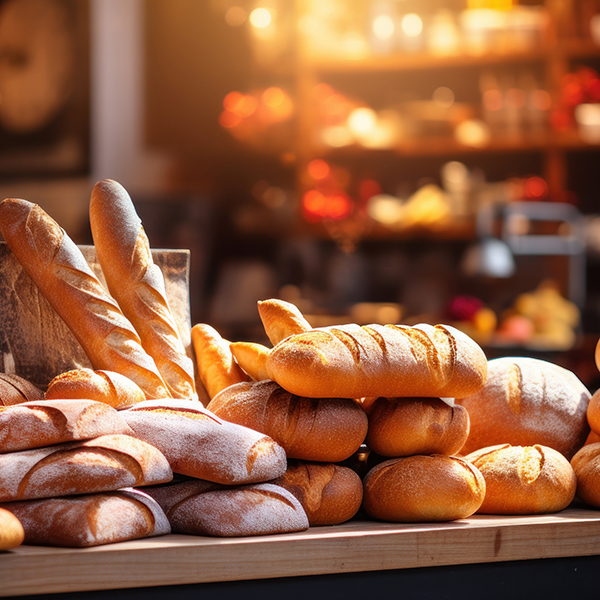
xmin=465 ymin=444 xmax=577 ymax=514
xmin=265 ymin=323 xmax=487 ymax=399
xmin=45 ymin=368 xmax=145 ymax=409
xmin=257 ymin=298 xmax=312 ymax=346
xmin=571 ymin=442 xmax=600 ymax=508
xmin=0 ymin=373 xmax=44 ymax=406
xmin=363 ymin=454 xmax=485 ymax=522
xmin=587 ymin=388 xmax=600 ymax=436
xmin=0 ymin=434 xmax=172 ymax=502
xmin=0 ymin=488 xmax=170 ymax=547
xmin=89 ymin=180 xmax=196 ymax=400
xmin=585 ymin=429 xmax=600 ymax=445
xmin=0 ymin=198 xmax=170 ymax=400
xmin=0 ymin=507 xmax=24 ymax=550
xmin=145 ymin=479 xmax=309 ymax=537
xmin=230 ymin=341 xmax=270 ymax=381
xmin=207 ymin=380 xmax=368 ymax=463
xmin=272 ymin=460 xmax=363 ymax=525
xmin=456 ymin=357 xmax=591 ymax=459
xmin=365 ymin=397 xmax=469 ymax=458
xmin=0 ymin=399 xmax=133 ymax=453
xmin=122 ymin=399 xmax=287 ymax=485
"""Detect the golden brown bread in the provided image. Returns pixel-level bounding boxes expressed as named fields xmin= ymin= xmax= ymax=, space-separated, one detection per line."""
xmin=0 ymin=507 xmax=24 ymax=550
xmin=0 ymin=373 xmax=45 ymax=406
xmin=257 ymin=298 xmax=312 ymax=346
xmin=145 ymin=479 xmax=309 ymax=537
xmin=456 ymin=357 xmax=591 ymax=459
xmin=89 ymin=180 xmax=196 ymax=400
xmin=0 ymin=198 xmax=170 ymax=399
xmin=0 ymin=434 xmax=172 ymax=502
xmin=265 ymin=323 xmax=487 ymax=399
xmin=229 ymin=341 xmax=270 ymax=381
xmin=45 ymin=368 xmax=146 ymax=409
xmin=587 ymin=388 xmax=600 ymax=436
xmin=570 ymin=442 xmax=600 ymax=508
xmin=465 ymin=444 xmax=577 ymax=514
xmin=271 ymin=460 xmax=363 ymax=525
xmin=364 ymin=397 xmax=470 ymax=458
xmin=207 ymin=380 xmax=368 ymax=463
xmin=362 ymin=454 xmax=486 ymax=522
xmin=0 ymin=488 xmax=170 ymax=547
xmin=0 ymin=399 xmax=133 ymax=453
xmin=121 ymin=399 xmax=287 ymax=485
xmin=585 ymin=429 xmax=600 ymax=445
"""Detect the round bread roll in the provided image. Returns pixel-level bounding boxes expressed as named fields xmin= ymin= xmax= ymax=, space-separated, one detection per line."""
xmin=0 ymin=373 xmax=44 ymax=406
xmin=0 ymin=507 xmax=25 ymax=550
xmin=45 ymin=368 xmax=145 ymax=409
xmin=571 ymin=442 xmax=600 ymax=508
xmin=362 ymin=454 xmax=485 ymax=522
xmin=587 ymin=388 xmax=600 ymax=436
xmin=272 ymin=460 xmax=363 ymax=525
xmin=465 ymin=444 xmax=577 ymax=514
xmin=365 ymin=397 xmax=469 ymax=458
xmin=207 ymin=380 xmax=368 ymax=463
xmin=585 ymin=429 xmax=600 ymax=446
xmin=456 ymin=357 xmax=591 ymax=459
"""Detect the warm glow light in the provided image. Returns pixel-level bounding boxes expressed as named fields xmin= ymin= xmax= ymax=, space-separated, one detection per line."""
xmin=307 ymin=159 xmax=330 ymax=180
xmin=401 ymin=14 xmax=423 ymax=37
xmin=454 ymin=119 xmax=491 ymax=147
xmin=219 ymin=110 xmax=242 ymax=128
xmin=347 ymin=108 xmax=377 ymax=136
xmin=223 ymin=91 xmax=243 ymax=111
xmin=524 ymin=176 xmax=548 ymax=199
xmin=262 ymin=87 xmax=285 ymax=107
xmin=433 ymin=87 xmax=455 ymax=108
xmin=249 ymin=7 xmax=271 ymax=28
xmin=225 ymin=6 xmax=246 ymax=26
xmin=373 ymin=15 xmax=395 ymax=40
xmin=233 ymin=95 xmax=258 ymax=118
xmin=482 ymin=89 xmax=503 ymax=111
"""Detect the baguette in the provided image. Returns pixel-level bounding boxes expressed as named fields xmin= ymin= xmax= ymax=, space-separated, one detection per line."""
xmin=0 ymin=507 xmax=24 ymax=550
xmin=121 ymin=399 xmax=287 ymax=485
xmin=0 ymin=488 xmax=170 ymax=547
xmin=257 ymin=298 xmax=312 ymax=346
xmin=145 ymin=479 xmax=309 ymax=537
xmin=89 ymin=179 xmax=196 ymax=400
xmin=208 ymin=380 xmax=368 ymax=463
xmin=0 ymin=198 xmax=170 ymax=399
xmin=265 ymin=323 xmax=488 ymax=399
xmin=0 ymin=399 xmax=133 ymax=453
xmin=229 ymin=341 xmax=270 ymax=381
xmin=0 ymin=434 xmax=172 ymax=502
xmin=0 ymin=373 xmax=45 ymax=406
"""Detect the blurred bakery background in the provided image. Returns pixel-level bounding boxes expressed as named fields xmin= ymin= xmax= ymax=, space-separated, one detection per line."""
xmin=2 ymin=0 xmax=600 ymax=388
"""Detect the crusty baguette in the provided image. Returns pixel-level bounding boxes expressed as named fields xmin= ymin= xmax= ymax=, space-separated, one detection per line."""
xmin=0 ymin=198 xmax=170 ymax=399
xmin=191 ymin=323 xmax=248 ymax=400
xmin=0 ymin=507 xmax=24 ymax=550
xmin=121 ymin=399 xmax=287 ymax=485
xmin=45 ymin=368 xmax=146 ymax=409
xmin=145 ymin=479 xmax=309 ymax=537
xmin=0 ymin=488 xmax=170 ymax=547
xmin=257 ymin=298 xmax=312 ymax=346
xmin=571 ymin=442 xmax=600 ymax=508
xmin=265 ymin=322 xmax=488 ymax=399
xmin=0 ymin=373 xmax=45 ymax=406
xmin=89 ymin=180 xmax=196 ymax=400
xmin=0 ymin=434 xmax=172 ymax=502
xmin=208 ymin=380 xmax=368 ymax=463
xmin=229 ymin=341 xmax=270 ymax=381
xmin=0 ymin=399 xmax=133 ymax=453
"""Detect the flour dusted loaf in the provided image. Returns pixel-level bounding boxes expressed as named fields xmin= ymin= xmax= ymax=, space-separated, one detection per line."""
xmin=121 ymin=399 xmax=287 ymax=484
xmin=208 ymin=380 xmax=368 ymax=463
xmin=571 ymin=442 xmax=600 ymax=508
xmin=362 ymin=454 xmax=486 ymax=522
xmin=145 ymin=479 xmax=309 ymax=537
xmin=456 ymin=357 xmax=591 ymax=459
xmin=465 ymin=444 xmax=577 ymax=514
xmin=0 ymin=434 xmax=172 ymax=502
xmin=0 ymin=399 xmax=133 ymax=453
xmin=265 ymin=323 xmax=487 ymax=399
xmin=0 ymin=507 xmax=24 ymax=550
xmin=0 ymin=488 xmax=170 ymax=547
xmin=0 ymin=373 xmax=44 ymax=406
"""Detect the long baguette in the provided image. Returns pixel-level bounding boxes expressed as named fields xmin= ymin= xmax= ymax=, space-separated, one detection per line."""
xmin=89 ymin=180 xmax=196 ymax=399
xmin=265 ymin=322 xmax=487 ymax=399
xmin=0 ymin=198 xmax=170 ymax=399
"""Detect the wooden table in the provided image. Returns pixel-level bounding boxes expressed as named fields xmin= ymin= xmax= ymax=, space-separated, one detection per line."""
xmin=2 ymin=505 xmax=600 ymax=598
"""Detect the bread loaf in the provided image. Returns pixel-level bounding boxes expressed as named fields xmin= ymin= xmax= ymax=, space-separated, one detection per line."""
xmin=0 ymin=399 xmax=133 ymax=453
xmin=145 ymin=479 xmax=309 ymax=537
xmin=365 ymin=397 xmax=470 ymax=458
xmin=45 ymin=368 xmax=145 ymax=409
xmin=257 ymin=298 xmax=312 ymax=346
xmin=0 ymin=434 xmax=172 ymax=502
xmin=465 ymin=443 xmax=577 ymax=514
xmin=89 ymin=179 xmax=196 ymax=400
xmin=0 ymin=507 xmax=24 ymax=550
xmin=587 ymin=388 xmax=600 ymax=436
xmin=0 ymin=198 xmax=170 ymax=399
xmin=456 ymin=357 xmax=591 ymax=459
xmin=0 ymin=373 xmax=44 ymax=406
xmin=570 ymin=442 xmax=600 ymax=508
xmin=362 ymin=454 xmax=486 ymax=522
xmin=0 ymin=488 xmax=170 ymax=547
xmin=122 ymin=399 xmax=287 ymax=484
xmin=229 ymin=341 xmax=270 ymax=381
xmin=272 ymin=460 xmax=363 ymax=525
xmin=265 ymin=323 xmax=487 ymax=399
xmin=207 ymin=380 xmax=368 ymax=463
